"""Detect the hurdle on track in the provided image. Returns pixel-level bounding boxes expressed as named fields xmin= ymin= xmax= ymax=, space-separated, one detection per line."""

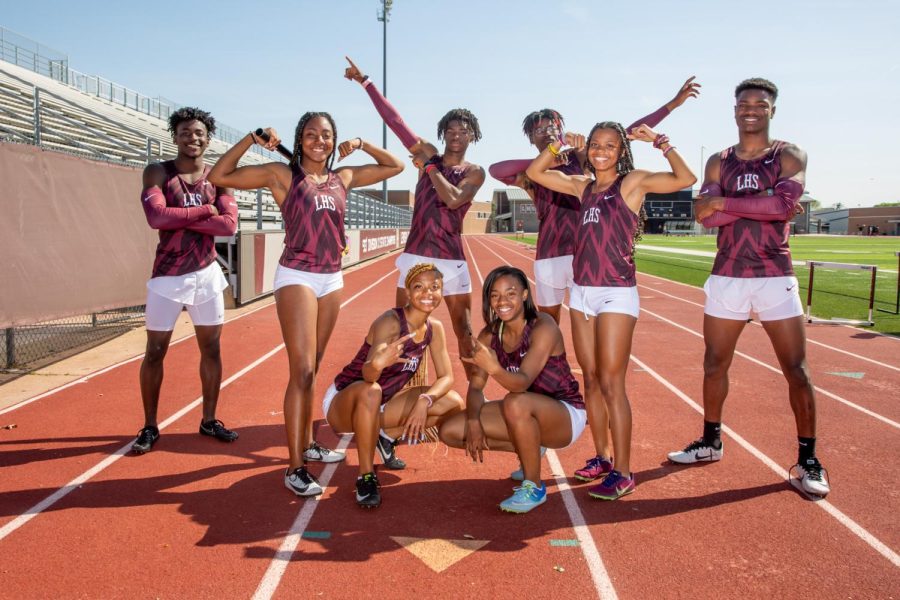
xmin=876 ymin=251 xmax=900 ymax=315
xmin=805 ymin=260 xmax=878 ymax=326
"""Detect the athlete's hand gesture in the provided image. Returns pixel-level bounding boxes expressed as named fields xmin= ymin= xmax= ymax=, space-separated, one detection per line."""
xmin=401 ymin=394 xmax=430 ymax=445
xmin=343 ymin=56 xmax=367 ymax=84
xmin=693 ymin=196 xmax=724 ymax=221
xmin=460 ymin=336 xmax=500 ymax=376
xmin=464 ymin=418 xmax=490 ymax=463
xmin=250 ymin=127 xmax=282 ymax=152
xmin=561 ymin=131 xmax=586 ymax=151
xmin=627 ymin=124 xmax=660 ymax=144
xmin=669 ymin=75 xmax=701 ymax=109
xmin=337 ymin=137 xmax=364 ymax=162
xmin=369 ymin=333 xmax=415 ymax=372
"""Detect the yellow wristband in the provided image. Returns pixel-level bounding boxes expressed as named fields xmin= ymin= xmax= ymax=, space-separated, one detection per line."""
xmin=548 ymin=143 xmax=560 ymax=157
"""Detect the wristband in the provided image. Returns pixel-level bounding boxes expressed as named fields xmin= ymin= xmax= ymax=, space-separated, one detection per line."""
xmin=356 ymin=137 xmax=364 ymax=150
xmin=662 ymin=145 xmax=676 ymax=156
xmin=424 ymin=164 xmax=437 ymax=175
xmin=361 ymin=75 xmax=372 ymax=88
xmin=419 ymin=394 xmax=434 ymax=407
xmin=547 ymin=143 xmax=560 ymax=157
xmin=249 ymin=131 xmax=260 ymax=145
xmin=652 ymin=134 xmax=669 ymax=149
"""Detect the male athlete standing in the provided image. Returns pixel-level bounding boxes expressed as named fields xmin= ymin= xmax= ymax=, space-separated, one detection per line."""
xmin=133 ymin=107 xmax=239 ymax=454
xmin=667 ymin=79 xmax=830 ymax=496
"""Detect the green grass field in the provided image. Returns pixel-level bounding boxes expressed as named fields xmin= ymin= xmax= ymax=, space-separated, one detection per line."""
xmin=504 ymin=234 xmax=900 ymax=335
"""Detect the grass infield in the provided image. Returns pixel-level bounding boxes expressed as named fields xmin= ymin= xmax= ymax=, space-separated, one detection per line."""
xmin=503 ymin=234 xmax=900 ymax=335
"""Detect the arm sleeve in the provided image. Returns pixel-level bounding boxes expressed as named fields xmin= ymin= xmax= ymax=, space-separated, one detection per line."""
xmin=488 ymin=159 xmax=532 ymax=185
xmin=625 ymin=105 xmax=671 ymax=134
xmin=141 ymin=187 xmax=214 ymax=230
xmin=187 ymin=194 xmax=239 ymax=236
xmin=722 ymin=179 xmax=803 ymax=221
xmin=701 ymin=212 xmax=740 ymax=228
xmin=362 ymin=80 xmax=419 ymax=149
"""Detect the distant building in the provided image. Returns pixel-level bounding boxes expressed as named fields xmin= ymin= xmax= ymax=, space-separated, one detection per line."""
xmin=464 ymin=201 xmax=493 ymax=234
xmin=491 ymin=188 xmax=537 ymax=233
xmin=811 ymin=206 xmax=900 ymax=235
xmin=357 ymin=188 xmax=415 ymax=210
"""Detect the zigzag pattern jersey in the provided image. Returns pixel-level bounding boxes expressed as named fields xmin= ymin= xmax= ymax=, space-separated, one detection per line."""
xmin=573 ymin=176 xmax=638 ymax=287
xmin=334 ymin=307 xmax=433 ymax=404
xmin=712 ymin=141 xmax=793 ymax=278
xmin=533 ymin=154 xmax=583 ymax=259
xmin=491 ymin=320 xmax=584 ymax=410
xmin=404 ymin=160 xmax=473 ymax=260
xmin=280 ymin=169 xmax=347 ymax=274
xmin=151 ymin=161 xmax=218 ymax=277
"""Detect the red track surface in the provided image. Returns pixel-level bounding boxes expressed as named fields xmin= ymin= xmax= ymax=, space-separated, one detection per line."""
xmin=1 ymin=235 xmax=898 ymax=599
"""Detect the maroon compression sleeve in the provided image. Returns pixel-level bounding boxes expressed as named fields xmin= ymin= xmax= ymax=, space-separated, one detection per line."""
xmin=362 ymin=80 xmax=419 ymax=149
xmin=141 ymin=187 xmax=213 ymax=230
xmin=626 ymin=105 xmax=670 ymax=134
xmin=489 ymin=159 xmax=532 ymax=185
xmin=188 ymin=193 xmax=238 ymax=236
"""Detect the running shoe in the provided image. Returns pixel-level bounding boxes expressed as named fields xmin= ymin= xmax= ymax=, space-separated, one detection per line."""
xmin=792 ymin=457 xmax=831 ymax=497
xmin=376 ymin=434 xmax=406 ymax=470
xmin=588 ymin=470 xmax=635 ymax=500
xmin=199 ymin=419 xmax=239 ymax=442
xmin=355 ymin=472 xmax=382 ymax=508
xmin=510 ymin=447 xmax=547 ymax=481
xmin=302 ymin=441 xmax=345 ymax=463
xmin=284 ymin=466 xmax=323 ymax=497
xmin=131 ymin=426 xmax=159 ymax=454
xmin=667 ymin=438 xmax=723 ymax=464
xmin=499 ymin=480 xmax=547 ymax=514
xmin=573 ymin=455 xmax=614 ymax=482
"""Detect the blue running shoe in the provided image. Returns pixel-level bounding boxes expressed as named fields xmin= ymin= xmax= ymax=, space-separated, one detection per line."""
xmin=499 ymin=480 xmax=547 ymax=513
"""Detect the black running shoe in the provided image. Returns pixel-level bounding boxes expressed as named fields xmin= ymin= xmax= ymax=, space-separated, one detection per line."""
xmin=356 ymin=472 xmax=381 ymax=508
xmin=132 ymin=426 xmax=159 ymax=454
xmin=199 ymin=419 xmax=238 ymax=442
xmin=284 ymin=466 xmax=323 ymax=497
xmin=376 ymin=434 xmax=406 ymax=470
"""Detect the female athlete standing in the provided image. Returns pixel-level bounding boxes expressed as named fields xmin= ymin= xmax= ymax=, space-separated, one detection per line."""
xmin=209 ymin=114 xmax=403 ymax=496
xmin=527 ymin=122 xmax=695 ymax=499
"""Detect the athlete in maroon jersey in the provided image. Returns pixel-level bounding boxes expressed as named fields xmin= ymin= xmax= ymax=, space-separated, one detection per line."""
xmin=208 ymin=112 xmax=404 ymax=497
xmin=133 ymin=107 xmax=239 ymax=455
xmin=668 ymin=78 xmax=830 ymax=497
xmin=488 ymin=77 xmax=701 ymax=323
xmin=528 ymin=122 xmax=696 ymax=500
xmin=344 ymin=57 xmax=485 ymax=380
xmin=439 ymin=267 xmax=587 ymax=514
xmin=324 ymin=264 xmax=463 ymax=508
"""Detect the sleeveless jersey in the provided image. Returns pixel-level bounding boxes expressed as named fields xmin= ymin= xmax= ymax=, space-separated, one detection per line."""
xmin=403 ymin=160 xmax=472 ymax=260
xmin=573 ymin=176 xmax=638 ymax=287
xmin=334 ymin=308 xmax=433 ymax=403
xmin=491 ymin=320 xmax=584 ymax=409
xmin=280 ymin=168 xmax=347 ymax=273
xmin=712 ymin=141 xmax=794 ymax=278
xmin=533 ymin=154 xmax=582 ymax=260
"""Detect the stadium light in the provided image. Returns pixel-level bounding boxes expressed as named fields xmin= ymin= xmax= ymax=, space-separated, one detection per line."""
xmin=377 ymin=0 xmax=393 ymax=205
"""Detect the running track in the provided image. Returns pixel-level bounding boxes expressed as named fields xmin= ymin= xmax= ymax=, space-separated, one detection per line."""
xmin=0 ymin=235 xmax=897 ymax=599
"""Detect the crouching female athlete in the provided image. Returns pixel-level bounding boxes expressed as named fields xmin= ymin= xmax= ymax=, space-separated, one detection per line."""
xmin=439 ymin=266 xmax=586 ymax=514
xmin=323 ymin=263 xmax=463 ymax=508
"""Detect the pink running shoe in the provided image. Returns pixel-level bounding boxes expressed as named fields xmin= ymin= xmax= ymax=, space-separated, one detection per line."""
xmin=588 ymin=470 xmax=635 ymax=500
xmin=574 ymin=455 xmax=614 ymax=482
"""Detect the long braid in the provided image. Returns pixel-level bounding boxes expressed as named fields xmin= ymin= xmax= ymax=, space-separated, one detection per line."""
xmin=585 ymin=121 xmax=645 ymax=250
xmin=289 ymin=111 xmax=338 ymax=172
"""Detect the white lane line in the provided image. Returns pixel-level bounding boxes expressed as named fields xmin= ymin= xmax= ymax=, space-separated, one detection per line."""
xmin=629 ymin=353 xmax=900 ymax=569
xmin=484 ymin=236 xmax=900 ymax=566
xmin=0 ymin=252 xmax=401 ymax=415
xmin=467 ymin=236 xmax=617 ymax=600
xmin=0 ymin=268 xmax=398 ymax=543
xmin=251 ymin=435 xmax=352 ymax=600
xmin=639 ymin=306 xmax=900 ymax=430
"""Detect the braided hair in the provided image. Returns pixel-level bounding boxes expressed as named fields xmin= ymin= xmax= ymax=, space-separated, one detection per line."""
xmin=289 ymin=111 xmax=338 ymax=171
xmin=437 ymin=108 xmax=482 ymax=143
xmin=585 ymin=121 xmax=646 ymax=249
xmin=168 ymin=106 xmax=216 ymax=137
xmin=481 ymin=266 xmax=538 ymax=334
xmin=521 ymin=109 xmax=564 ymax=142
xmin=404 ymin=263 xmax=444 ymax=289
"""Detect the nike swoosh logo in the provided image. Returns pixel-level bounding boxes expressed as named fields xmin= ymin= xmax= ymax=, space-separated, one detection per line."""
xmin=356 ymin=492 xmax=372 ymax=501
xmin=786 ymin=285 xmax=796 ymax=291
xmin=457 ymin=263 xmax=464 ymax=268
xmin=603 ymin=194 xmax=615 ymax=200
xmin=520 ymin=351 xmax=527 ymax=358
xmin=764 ymin=157 xmax=776 ymax=164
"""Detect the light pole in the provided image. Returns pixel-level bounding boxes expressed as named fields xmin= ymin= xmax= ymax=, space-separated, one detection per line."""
xmin=377 ymin=0 xmax=393 ymax=205
xmin=699 ymin=145 xmax=707 ymax=190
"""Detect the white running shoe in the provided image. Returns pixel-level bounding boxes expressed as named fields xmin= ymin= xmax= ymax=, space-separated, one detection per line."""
xmin=792 ymin=458 xmax=831 ymax=497
xmin=284 ymin=466 xmax=323 ymax=497
xmin=303 ymin=442 xmax=346 ymax=463
xmin=667 ymin=438 xmax=723 ymax=464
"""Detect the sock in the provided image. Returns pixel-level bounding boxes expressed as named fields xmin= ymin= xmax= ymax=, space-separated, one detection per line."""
xmin=703 ymin=420 xmax=722 ymax=448
xmin=798 ymin=437 xmax=816 ymax=463
xmin=380 ymin=429 xmax=395 ymax=443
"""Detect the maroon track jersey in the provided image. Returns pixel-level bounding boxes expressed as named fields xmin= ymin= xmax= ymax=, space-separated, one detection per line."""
xmin=712 ymin=141 xmax=794 ymax=278
xmin=573 ymin=176 xmax=638 ymax=287
xmin=333 ymin=308 xmax=433 ymax=403
xmin=280 ymin=169 xmax=347 ymax=273
xmin=149 ymin=161 xmax=218 ymax=277
xmin=403 ymin=161 xmax=473 ymax=260
xmin=491 ymin=320 xmax=584 ymax=409
xmin=533 ymin=154 xmax=583 ymax=260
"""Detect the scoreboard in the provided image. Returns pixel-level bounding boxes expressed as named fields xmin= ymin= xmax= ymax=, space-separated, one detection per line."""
xmin=645 ymin=199 xmax=693 ymax=219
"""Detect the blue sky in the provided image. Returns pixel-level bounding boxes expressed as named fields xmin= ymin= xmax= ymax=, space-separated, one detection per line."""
xmin=3 ymin=0 xmax=898 ymax=207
